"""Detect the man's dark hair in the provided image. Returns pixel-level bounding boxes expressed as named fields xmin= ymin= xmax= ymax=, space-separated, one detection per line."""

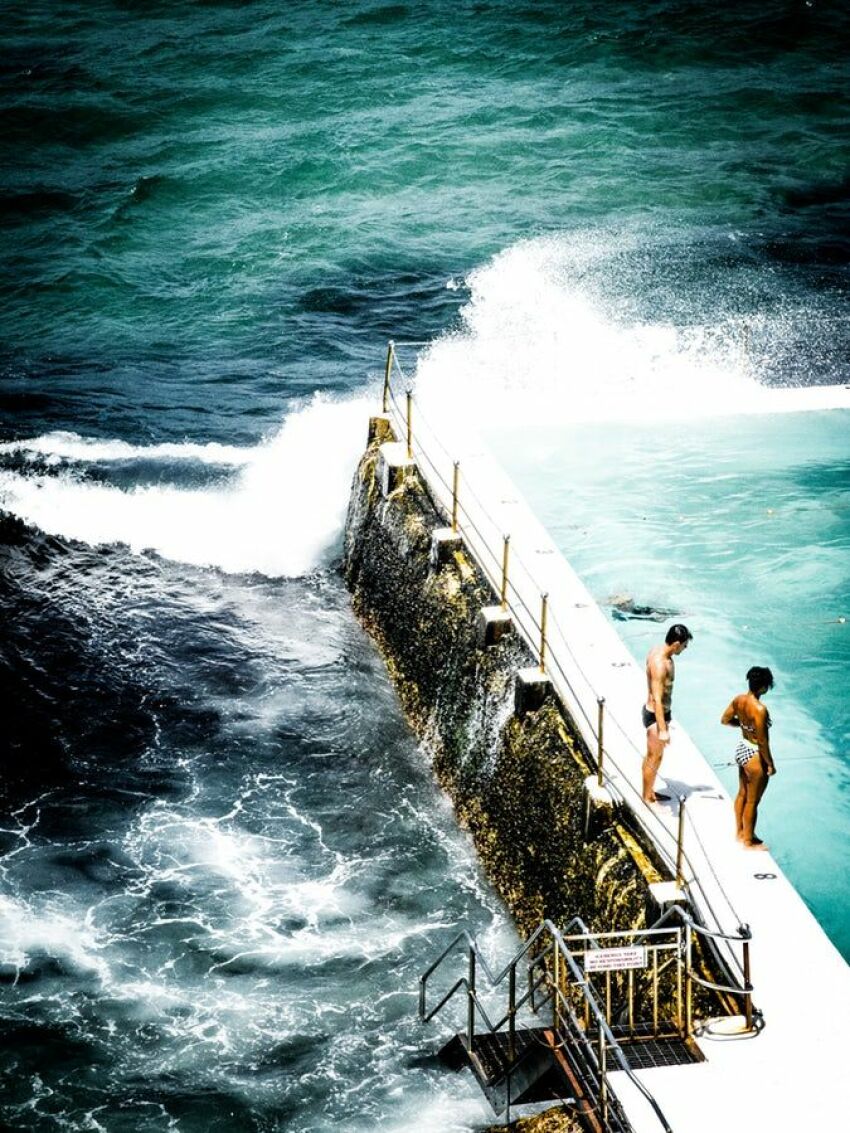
xmin=747 ymin=666 xmax=774 ymax=694
xmin=665 ymin=624 xmax=693 ymax=646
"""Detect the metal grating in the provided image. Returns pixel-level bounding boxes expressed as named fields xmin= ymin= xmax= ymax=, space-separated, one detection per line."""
xmin=469 ymin=1027 xmax=546 ymax=1083
xmin=607 ymin=1024 xmax=703 ymax=1070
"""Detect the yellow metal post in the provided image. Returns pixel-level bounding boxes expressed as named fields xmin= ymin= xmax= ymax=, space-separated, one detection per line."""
xmin=596 ymin=696 xmax=605 ymax=787
xmin=500 ymin=535 xmax=510 ymax=611
xmin=743 ymin=939 xmax=753 ymax=1031
xmin=451 ymin=461 xmax=459 ymax=533
xmin=382 ymin=340 xmax=394 ymax=413
xmin=539 ymin=593 xmax=548 ymax=672
xmin=685 ymin=926 xmax=694 ymax=1036
xmin=675 ymin=795 xmax=687 ymax=888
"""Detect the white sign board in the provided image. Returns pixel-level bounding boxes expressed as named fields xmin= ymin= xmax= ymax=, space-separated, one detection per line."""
xmin=584 ymin=946 xmax=647 ymax=973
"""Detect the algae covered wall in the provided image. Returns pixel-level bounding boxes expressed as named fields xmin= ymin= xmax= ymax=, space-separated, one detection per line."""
xmin=343 ymin=431 xmax=660 ymax=940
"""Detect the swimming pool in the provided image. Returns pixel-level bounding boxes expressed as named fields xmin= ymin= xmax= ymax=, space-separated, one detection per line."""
xmin=483 ymin=408 xmax=850 ymax=960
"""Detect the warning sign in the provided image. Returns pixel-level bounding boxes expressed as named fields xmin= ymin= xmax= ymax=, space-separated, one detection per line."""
xmin=584 ymin=946 xmax=647 ymax=973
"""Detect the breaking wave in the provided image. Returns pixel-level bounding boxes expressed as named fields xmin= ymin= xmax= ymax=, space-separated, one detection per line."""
xmin=3 ymin=233 xmax=846 ymax=579
xmin=0 ymin=395 xmax=371 ymax=578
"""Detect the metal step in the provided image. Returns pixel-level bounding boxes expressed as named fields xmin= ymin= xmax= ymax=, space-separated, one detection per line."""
xmin=607 ymin=1023 xmax=704 ymax=1070
xmin=438 ymin=1024 xmax=700 ymax=1124
xmin=439 ymin=1028 xmax=572 ymax=1114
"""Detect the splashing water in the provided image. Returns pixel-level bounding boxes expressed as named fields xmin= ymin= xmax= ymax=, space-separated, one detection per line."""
xmin=413 ymin=234 xmax=849 ymax=428
xmin=0 ymin=395 xmax=372 ymax=577
xmin=2 ymin=234 xmax=847 ymax=583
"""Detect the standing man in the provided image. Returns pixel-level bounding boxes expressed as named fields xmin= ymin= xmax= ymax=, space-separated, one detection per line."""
xmin=642 ymin=624 xmax=693 ymax=803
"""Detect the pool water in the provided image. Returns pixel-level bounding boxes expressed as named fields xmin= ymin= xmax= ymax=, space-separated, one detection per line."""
xmin=484 ymin=409 xmax=850 ymax=959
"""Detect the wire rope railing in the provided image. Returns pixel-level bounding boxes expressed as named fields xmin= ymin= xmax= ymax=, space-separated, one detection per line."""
xmin=377 ymin=340 xmax=751 ymax=987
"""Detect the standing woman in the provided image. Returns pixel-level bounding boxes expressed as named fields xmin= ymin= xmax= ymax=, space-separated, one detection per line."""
xmin=721 ymin=667 xmax=776 ymax=850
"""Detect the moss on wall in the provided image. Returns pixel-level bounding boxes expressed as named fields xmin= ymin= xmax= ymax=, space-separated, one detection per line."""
xmin=485 ymin=1110 xmax=582 ymax=1133
xmin=343 ymin=436 xmax=656 ymax=937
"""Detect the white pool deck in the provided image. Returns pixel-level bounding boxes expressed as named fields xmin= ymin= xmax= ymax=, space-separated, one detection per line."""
xmin=379 ymin=384 xmax=850 ymax=1132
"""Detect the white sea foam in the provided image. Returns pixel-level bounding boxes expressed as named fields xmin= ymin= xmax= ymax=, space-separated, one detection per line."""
xmin=414 ymin=235 xmax=850 ymax=427
xmin=0 ymin=893 xmax=111 ymax=983
xmin=369 ymin=1092 xmax=492 ymax=1133
xmin=0 ymin=432 xmax=252 ymax=466
xmin=0 ymin=394 xmax=371 ymax=578
xmin=121 ymin=806 xmax=450 ymax=972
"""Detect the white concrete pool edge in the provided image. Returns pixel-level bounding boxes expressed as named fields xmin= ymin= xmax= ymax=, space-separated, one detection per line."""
xmin=381 ymin=385 xmax=850 ymax=1132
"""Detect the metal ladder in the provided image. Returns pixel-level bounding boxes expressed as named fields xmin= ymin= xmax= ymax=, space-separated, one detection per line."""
xmin=420 ymin=917 xmax=683 ymax=1133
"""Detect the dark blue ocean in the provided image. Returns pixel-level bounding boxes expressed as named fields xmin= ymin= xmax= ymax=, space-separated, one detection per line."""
xmin=2 ymin=3 xmax=849 ymax=1129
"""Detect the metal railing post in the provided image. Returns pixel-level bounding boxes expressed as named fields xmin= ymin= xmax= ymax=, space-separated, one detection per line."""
xmin=382 ymin=340 xmax=394 ymax=413
xmin=596 ymin=696 xmax=605 ymax=787
xmin=676 ymin=928 xmax=684 ymax=1035
xmin=552 ymin=943 xmax=560 ymax=1030
xmin=685 ymin=925 xmax=693 ymax=1037
xmin=405 ymin=390 xmax=413 ymax=460
xmin=675 ymin=795 xmax=687 ymax=888
xmin=451 ymin=461 xmax=459 ymax=533
xmin=742 ymin=927 xmax=753 ymax=1032
xmin=500 ymin=535 xmax=510 ymax=611
xmin=508 ymin=962 xmax=517 ymax=1062
xmin=539 ymin=593 xmax=548 ymax=672
xmin=467 ymin=946 xmax=476 ymax=1053
xmin=599 ymin=1027 xmax=608 ymax=1126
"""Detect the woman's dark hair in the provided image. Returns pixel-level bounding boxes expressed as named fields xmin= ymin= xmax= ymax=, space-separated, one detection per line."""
xmin=747 ymin=666 xmax=774 ymax=694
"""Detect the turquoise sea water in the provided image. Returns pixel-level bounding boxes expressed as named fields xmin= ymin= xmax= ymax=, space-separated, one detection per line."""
xmin=1 ymin=2 xmax=849 ymax=1129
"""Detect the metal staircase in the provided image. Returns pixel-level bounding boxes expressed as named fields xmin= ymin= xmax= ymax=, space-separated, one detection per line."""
xmin=419 ymin=917 xmax=718 ymax=1132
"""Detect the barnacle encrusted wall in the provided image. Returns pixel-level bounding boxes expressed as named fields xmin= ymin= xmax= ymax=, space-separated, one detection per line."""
xmin=343 ymin=432 xmax=662 ymax=940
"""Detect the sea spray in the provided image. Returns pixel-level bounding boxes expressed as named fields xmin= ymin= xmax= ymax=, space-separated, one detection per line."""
xmin=0 ymin=395 xmax=372 ymax=578
xmin=413 ymin=234 xmax=846 ymax=429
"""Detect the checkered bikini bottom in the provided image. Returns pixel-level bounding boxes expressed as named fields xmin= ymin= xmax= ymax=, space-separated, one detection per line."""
xmin=734 ymin=740 xmax=759 ymax=768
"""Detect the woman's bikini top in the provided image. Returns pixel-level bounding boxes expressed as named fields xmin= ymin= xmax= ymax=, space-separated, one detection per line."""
xmin=739 ymin=703 xmax=771 ymax=744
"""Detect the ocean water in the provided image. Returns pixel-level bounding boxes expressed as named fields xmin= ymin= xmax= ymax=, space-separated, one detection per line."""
xmin=2 ymin=1 xmax=849 ymax=1129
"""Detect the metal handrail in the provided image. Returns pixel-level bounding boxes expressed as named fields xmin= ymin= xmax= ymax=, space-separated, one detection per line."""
xmin=419 ymin=919 xmax=674 ymax=1133
xmin=419 ymin=922 xmax=551 ymax=998
xmin=651 ymin=904 xmax=755 ymax=1027
xmin=544 ymin=921 xmax=673 ymax=1133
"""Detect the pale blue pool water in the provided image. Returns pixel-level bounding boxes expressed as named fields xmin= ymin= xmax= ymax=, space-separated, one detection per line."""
xmin=484 ymin=409 xmax=850 ymax=960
